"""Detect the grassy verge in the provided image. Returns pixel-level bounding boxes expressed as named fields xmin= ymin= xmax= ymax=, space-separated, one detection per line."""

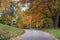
xmin=42 ymin=28 xmax=60 ymax=39
xmin=0 ymin=24 xmax=24 ymax=40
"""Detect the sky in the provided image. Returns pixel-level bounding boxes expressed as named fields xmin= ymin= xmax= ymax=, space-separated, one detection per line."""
xmin=14 ymin=0 xmax=20 ymax=1
xmin=21 ymin=3 xmax=30 ymax=11
xmin=14 ymin=0 xmax=30 ymax=11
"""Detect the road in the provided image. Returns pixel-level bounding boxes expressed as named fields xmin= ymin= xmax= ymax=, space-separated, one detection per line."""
xmin=16 ymin=29 xmax=56 ymax=40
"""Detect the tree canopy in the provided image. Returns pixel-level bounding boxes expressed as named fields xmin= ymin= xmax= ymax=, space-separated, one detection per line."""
xmin=0 ymin=0 xmax=60 ymax=28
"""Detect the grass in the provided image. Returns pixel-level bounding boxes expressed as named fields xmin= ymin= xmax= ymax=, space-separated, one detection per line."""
xmin=0 ymin=24 xmax=24 ymax=40
xmin=42 ymin=28 xmax=60 ymax=39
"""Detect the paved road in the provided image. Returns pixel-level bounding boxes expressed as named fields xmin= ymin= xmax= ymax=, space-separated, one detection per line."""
xmin=18 ymin=29 xmax=56 ymax=40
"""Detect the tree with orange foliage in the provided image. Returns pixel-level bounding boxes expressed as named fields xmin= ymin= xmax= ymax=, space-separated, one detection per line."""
xmin=25 ymin=0 xmax=56 ymax=29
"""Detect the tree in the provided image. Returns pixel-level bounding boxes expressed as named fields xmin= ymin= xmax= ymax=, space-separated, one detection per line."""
xmin=26 ymin=0 xmax=55 ymax=28
xmin=0 ymin=0 xmax=2 ymax=7
xmin=54 ymin=0 xmax=60 ymax=28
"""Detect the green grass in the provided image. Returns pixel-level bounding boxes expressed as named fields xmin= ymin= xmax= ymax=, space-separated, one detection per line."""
xmin=0 ymin=24 xmax=24 ymax=39
xmin=42 ymin=29 xmax=60 ymax=39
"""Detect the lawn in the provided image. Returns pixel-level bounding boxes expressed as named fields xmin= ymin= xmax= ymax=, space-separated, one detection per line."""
xmin=0 ymin=24 xmax=24 ymax=40
xmin=42 ymin=28 xmax=60 ymax=39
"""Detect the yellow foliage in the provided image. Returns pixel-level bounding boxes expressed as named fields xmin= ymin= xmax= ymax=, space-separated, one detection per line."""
xmin=23 ymin=15 xmax=32 ymax=25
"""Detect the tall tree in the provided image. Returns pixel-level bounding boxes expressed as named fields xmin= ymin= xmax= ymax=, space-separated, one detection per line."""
xmin=54 ymin=0 xmax=60 ymax=28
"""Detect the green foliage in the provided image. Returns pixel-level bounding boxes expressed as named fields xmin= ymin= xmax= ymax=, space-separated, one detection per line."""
xmin=0 ymin=17 xmax=3 ymax=23
xmin=27 ymin=25 xmax=34 ymax=29
xmin=17 ymin=17 xmax=23 ymax=23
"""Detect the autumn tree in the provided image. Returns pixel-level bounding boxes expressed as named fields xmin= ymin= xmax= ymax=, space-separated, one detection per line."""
xmin=25 ymin=0 xmax=56 ymax=29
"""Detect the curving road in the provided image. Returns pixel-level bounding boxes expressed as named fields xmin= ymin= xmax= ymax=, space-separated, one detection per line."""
xmin=17 ymin=29 xmax=56 ymax=40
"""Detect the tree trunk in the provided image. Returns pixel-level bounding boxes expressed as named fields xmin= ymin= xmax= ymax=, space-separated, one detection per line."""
xmin=54 ymin=11 xmax=60 ymax=28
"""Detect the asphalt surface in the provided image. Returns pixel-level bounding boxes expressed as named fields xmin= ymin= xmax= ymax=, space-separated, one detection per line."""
xmin=18 ymin=29 xmax=56 ymax=40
